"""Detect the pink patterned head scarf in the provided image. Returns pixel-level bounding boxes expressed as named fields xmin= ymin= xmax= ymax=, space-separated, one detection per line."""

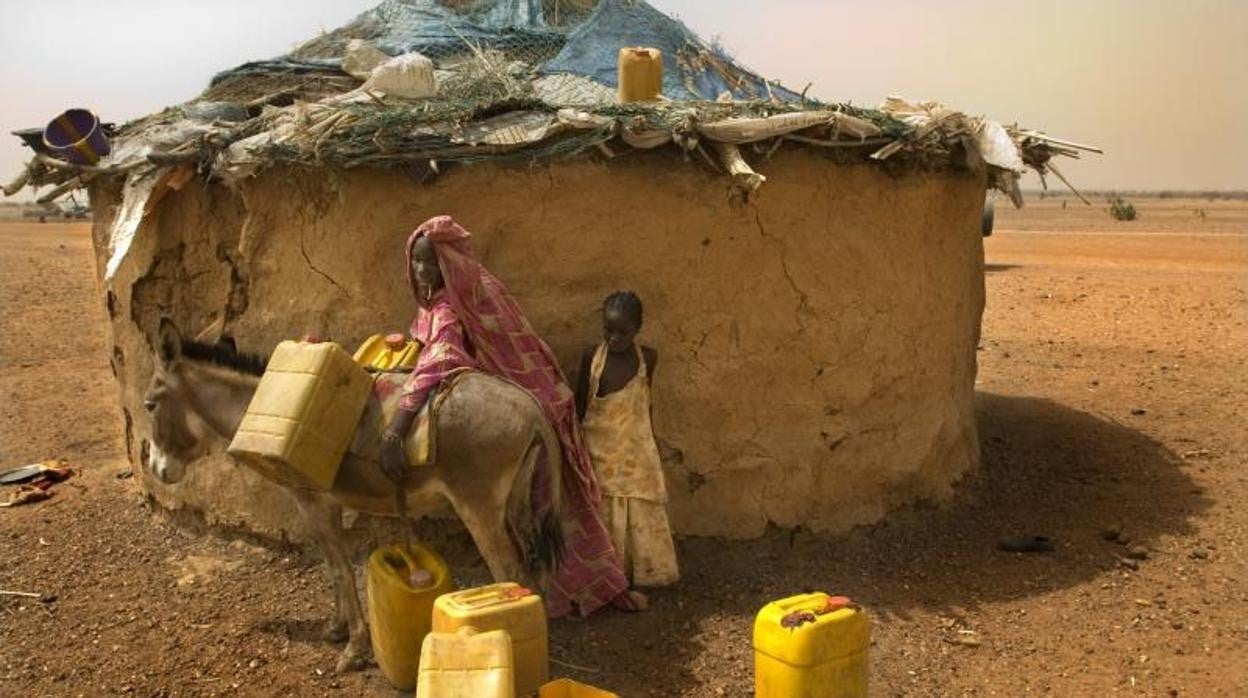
xmin=405 ymin=215 xmax=600 ymax=500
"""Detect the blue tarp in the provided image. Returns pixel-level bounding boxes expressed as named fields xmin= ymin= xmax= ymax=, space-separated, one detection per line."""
xmin=544 ymin=0 xmax=800 ymax=102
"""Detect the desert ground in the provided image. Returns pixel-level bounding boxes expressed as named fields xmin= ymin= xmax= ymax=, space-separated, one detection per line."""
xmin=1 ymin=195 xmax=1245 ymax=696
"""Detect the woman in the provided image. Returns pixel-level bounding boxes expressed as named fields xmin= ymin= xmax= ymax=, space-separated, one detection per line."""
xmin=380 ymin=215 xmax=642 ymax=617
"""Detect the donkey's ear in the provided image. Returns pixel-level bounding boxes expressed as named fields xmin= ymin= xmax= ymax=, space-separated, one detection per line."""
xmin=158 ymin=319 xmax=182 ymax=364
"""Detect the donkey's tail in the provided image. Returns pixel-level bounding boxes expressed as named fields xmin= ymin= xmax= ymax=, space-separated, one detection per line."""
xmin=506 ymin=416 xmax=565 ymax=578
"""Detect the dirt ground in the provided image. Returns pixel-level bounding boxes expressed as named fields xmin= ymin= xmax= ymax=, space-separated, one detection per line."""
xmin=1 ymin=195 xmax=1245 ymax=696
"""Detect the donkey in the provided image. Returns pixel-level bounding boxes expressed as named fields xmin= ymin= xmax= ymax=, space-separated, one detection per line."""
xmin=143 ymin=322 xmax=564 ymax=673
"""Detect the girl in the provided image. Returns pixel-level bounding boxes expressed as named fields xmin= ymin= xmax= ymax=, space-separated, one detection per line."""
xmin=575 ymin=291 xmax=679 ymax=587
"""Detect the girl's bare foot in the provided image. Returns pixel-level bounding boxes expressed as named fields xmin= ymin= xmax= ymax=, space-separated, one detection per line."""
xmin=612 ymin=589 xmax=649 ymax=611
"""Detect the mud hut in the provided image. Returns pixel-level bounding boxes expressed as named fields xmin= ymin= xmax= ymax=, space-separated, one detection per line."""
xmin=7 ymin=0 xmax=1092 ymax=539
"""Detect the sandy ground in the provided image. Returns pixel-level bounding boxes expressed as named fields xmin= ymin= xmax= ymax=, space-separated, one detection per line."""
xmin=1 ymin=196 xmax=1246 ymax=696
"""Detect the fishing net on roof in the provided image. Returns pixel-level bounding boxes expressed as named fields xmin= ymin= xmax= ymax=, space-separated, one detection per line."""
xmin=296 ymin=0 xmax=595 ymax=65
xmin=210 ymin=0 xmax=798 ymax=104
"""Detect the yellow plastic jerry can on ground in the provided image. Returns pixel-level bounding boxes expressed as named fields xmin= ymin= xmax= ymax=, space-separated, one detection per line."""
xmin=417 ymin=627 xmax=515 ymax=698
xmin=432 ymin=582 xmax=548 ymax=698
xmin=539 ymin=678 xmax=619 ymax=697
xmin=367 ymin=543 xmax=454 ymax=691
xmin=353 ymin=332 xmax=420 ymax=371
xmin=228 ymin=340 xmax=373 ymax=489
xmin=753 ymin=592 xmax=869 ymax=698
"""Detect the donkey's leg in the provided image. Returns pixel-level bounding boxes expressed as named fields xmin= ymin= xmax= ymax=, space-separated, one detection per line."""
xmin=447 ymin=492 xmax=530 ymax=585
xmin=292 ymin=494 xmax=350 ymax=641
xmin=291 ymin=491 xmax=369 ymax=674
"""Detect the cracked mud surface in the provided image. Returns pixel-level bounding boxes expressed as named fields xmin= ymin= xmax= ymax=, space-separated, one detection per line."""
xmin=98 ymin=157 xmax=987 ymax=540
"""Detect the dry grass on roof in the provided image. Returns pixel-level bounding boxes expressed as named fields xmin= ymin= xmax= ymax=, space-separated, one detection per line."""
xmin=288 ymin=21 xmax=385 ymax=62
xmin=199 ymin=72 xmax=363 ymax=106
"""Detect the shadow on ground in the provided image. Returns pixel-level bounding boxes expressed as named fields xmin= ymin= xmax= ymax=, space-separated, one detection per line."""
xmin=554 ymin=392 xmax=1210 ymax=694
xmin=984 ymin=263 xmax=1022 ymax=273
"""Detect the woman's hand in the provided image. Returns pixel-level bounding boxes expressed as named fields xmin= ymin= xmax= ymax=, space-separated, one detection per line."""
xmin=380 ymin=430 xmax=408 ymax=483
xmin=380 ymin=409 xmax=418 ymax=483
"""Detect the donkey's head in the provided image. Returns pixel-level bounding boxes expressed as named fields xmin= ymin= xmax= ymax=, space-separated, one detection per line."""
xmin=143 ymin=320 xmax=264 ymax=484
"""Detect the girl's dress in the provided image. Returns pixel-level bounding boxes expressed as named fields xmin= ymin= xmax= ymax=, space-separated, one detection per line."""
xmin=582 ymin=343 xmax=679 ymax=586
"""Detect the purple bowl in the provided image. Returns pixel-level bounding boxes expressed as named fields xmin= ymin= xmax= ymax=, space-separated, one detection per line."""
xmin=42 ymin=109 xmax=111 ymax=165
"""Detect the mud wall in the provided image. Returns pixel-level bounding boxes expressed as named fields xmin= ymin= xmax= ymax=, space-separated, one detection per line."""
xmin=93 ymin=148 xmax=986 ymax=540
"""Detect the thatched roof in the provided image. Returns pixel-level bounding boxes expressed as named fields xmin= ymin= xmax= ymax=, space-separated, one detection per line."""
xmin=5 ymin=0 xmax=1099 ymax=206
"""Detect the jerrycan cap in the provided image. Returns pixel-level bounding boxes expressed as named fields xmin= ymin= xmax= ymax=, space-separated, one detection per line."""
xmin=822 ymin=595 xmax=854 ymax=613
xmin=385 ymin=333 xmax=408 ymax=350
xmin=778 ymin=594 xmax=857 ymax=629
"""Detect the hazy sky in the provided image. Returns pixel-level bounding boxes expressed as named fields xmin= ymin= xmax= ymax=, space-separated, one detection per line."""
xmin=2 ymin=0 xmax=1244 ymax=196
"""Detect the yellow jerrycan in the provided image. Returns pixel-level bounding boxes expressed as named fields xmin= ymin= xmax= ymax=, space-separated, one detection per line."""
xmin=353 ymin=332 xmax=420 ymax=371
xmin=539 ymin=678 xmax=619 ymax=697
xmin=366 ymin=543 xmax=454 ymax=691
xmin=228 ymin=340 xmax=373 ymax=489
xmin=432 ymin=582 xmax=548 ymax=697
xmin=617 ymin=47 xmax=662 ymax=103
xmin=417 ymin=627 xmax=515 ymax=698
xmin=753 ymin=592 xmax=869 ymax=698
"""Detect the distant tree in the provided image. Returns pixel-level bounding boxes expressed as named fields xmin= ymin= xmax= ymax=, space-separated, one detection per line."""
xmin=1109 ymin=197 xmax=1138 ymax=221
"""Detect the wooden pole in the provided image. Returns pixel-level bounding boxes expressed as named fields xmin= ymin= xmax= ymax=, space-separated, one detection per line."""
xmin=2 ymin=166 xmax=31 ymax=197
xmin=36 ymin=175 xmax=88 ymax=204
xmin=0 ymin=590 xmax=40 ymax=598
xmin=785 ymin=134 xmax=892 ymax=149
xmin=1018 ymin=131 xmax=1103 ymax=154
xmin=1047 ymin=161 xmax=1091 ymax=206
